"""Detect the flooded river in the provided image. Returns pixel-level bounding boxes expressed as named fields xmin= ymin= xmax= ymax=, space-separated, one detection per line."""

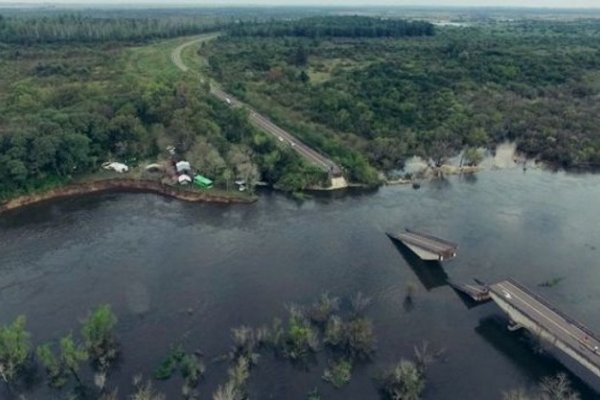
xmin=1 ymin=167 xmax=600 ymax=399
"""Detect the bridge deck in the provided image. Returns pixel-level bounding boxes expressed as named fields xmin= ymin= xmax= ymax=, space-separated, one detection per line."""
xmin=448 ymin=279 xmax=490 ymax=302
xmin=388 ymin=229 xmax=458 ymax=261
xmin=490 ymin=279 xmax=600 ymax=369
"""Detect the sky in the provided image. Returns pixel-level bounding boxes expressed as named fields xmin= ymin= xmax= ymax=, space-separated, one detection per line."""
xmin=0 ymin=0 xmax=599 ymax=8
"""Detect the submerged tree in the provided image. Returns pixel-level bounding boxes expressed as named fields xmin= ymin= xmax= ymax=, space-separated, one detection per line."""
xmin=180 ymin=353 xmax=206 ymax=399
xmin=307 ymin=293 xmax=340 ymax=326
xmin=131 ymin=375 xmax=165 ymax=400
xmin=502 ymin=388 xmax=532 ymax=400
xmin=282 ymin=305 xmax=319 ymax=361
xmin=307 ymin=387 xmax=322 ymax=400
xmin=37 ymin=334 xmax=88 ymax=389
xmin=81 ymin=305 xmax=119 ymax=373
xmin=0 ymin=316 xmax=31 ymax=388
xmin=154 ymin=345 xmax=205 ymax=398
xmin=212 ymin=356 xmax=250 ymax=400
xmin=322 ymin=358 xmax=353 ymax=388
xmin=324 ymin=315 xmax=375 ymax=361
xmin=350 ymin=292 xmax=372 ymax=318
xmin=539 ymin=373 xmax=580 ymax=400
xmin=380 ymin=360 xmax=425 ymax=400
xmin=502 ymin=373 xmax=580 ymax=400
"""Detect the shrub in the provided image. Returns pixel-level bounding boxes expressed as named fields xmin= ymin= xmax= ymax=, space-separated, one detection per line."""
xmin=322 ymin=358 xmax=353 ymax=388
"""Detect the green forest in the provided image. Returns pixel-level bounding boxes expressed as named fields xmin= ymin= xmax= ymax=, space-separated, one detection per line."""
xmin=2 ymin=11 xmax=600 ymax=200
xmin=0 ymin=14 xmax=225 ymax=44
xmin=228 ymin=16 xmax=435 ymax=38
xmin=204 ymin=18 xmax=600 ymax=175
xmin=0 ymin=14 xmax=329 ymax=200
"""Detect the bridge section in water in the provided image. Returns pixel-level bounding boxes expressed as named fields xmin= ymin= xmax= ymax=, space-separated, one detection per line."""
xmin=489 ymin=279 xmax=600 ymax=382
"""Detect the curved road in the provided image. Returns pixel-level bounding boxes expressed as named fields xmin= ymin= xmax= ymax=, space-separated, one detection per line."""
xmin=171 ymin=36 xmax=347 ymax=189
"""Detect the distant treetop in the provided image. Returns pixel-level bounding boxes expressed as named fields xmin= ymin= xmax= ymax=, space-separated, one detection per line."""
xmin=227 ymin=16 xmax=435 ymax=39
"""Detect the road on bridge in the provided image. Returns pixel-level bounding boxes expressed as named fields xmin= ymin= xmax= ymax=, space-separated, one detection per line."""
xmin=171 ymin=36 xmax=346 ymax=187
xmin=490 ymin=279 xmax=600 ymax=369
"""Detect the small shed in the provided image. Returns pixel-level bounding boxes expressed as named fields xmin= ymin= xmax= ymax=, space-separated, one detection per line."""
xmin=178 ymin=174 xmax=192 ymax=185
xmin=176 ymin=161 xmax=191 ymax=174
xmin=194 ymin=175 xmax=213 ymax=189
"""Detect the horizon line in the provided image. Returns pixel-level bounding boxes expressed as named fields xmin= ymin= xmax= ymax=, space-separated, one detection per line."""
xmin=1 ymin=3 xmax=600 ymax=10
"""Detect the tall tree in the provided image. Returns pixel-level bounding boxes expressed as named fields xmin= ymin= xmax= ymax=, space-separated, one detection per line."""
xmin=0 ymin=316 xmax=31 ymax=388
xmin=81 ymin=305 xmax=119 ymax=372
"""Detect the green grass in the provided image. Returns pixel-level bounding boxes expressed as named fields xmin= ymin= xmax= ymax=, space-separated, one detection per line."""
xmin=180 ymin=33 xmax=219 ymax=76
xmin=122 ymin=36 xmax=193 ymax=84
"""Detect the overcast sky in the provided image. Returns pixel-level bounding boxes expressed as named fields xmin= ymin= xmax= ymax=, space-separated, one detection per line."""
xmin=1 ymin=1 xmax=599 ymax=8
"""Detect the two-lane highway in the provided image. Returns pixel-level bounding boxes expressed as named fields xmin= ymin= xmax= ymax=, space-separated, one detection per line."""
xmin=489 ymin=279 xmax=600 ymax=373
xmin=211 ymin=87 xmax=337 ymax=173
xmin=171 ymin=37 xmax=346 ymax=188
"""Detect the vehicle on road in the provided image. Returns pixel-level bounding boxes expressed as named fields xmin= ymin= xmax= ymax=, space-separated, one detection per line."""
xmin=225 ymin=98 xmax=232 ymax=105
xmin=278 ymin=136 xmax=284 ymax=142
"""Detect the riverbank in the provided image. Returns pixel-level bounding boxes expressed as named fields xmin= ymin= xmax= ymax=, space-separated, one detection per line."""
xmin=0 ymin=178 xmax=255 ymax=214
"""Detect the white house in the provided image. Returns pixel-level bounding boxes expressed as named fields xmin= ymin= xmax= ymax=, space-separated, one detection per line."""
xmin=178 ymin=174 xmax=192 ymax=185
xmin=176 ymin=161 xmax=191 ymax=174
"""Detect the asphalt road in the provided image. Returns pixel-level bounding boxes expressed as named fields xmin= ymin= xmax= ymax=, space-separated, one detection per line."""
xmin=171 ymin=37 xmax=343 ymax=177
xmin=394 ymin=231 xmax=457 ymax=256
xmin=490 ymin=279 xmax=600 ymax=368
xmin=211 ymin=87 xmax=338 ymax=173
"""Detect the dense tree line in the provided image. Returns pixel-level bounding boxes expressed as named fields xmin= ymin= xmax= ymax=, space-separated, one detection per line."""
xmin=228 ymin=16 xmax=434 ymax=38
xmin=0 ymin=14 xmax=225 ymax=44
xmin=0 ymin=38 xmax=324 ymax=199
xmin=204 ymin=20 xmax=600 ymax=171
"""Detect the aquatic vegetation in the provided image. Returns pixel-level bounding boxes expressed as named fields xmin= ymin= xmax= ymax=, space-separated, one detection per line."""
xmin=154 ymin=345 xmax=185 ymax=380
xmin=413 ymin=341 xmax=444 ymax=372
xmin=502 ymin=388 xmax=531 ymax=400
xmin=266 ymin=318 xmax=285 ymax=350
xmin=322 ymin=358 xmax=353 ymax=388
xmin=282 ymin=306 xmax=320 ymax=361
xmin=212 ymin=356 xmax=251 ymax=400
xmin=180 ymin=353 xmax=206 ymax=399
xmin=324 ymin=316 xmax=376 ymax=361
xmin=350 ymin=292 xmax=372 ymax=317
xmin=213 ymin=381 xmax=240 ymax=400
xmin=307 ymin=387 xmax=322 ymax=400
xmin=231 ymin=326 xmax=260 ymax=365
xmin=380 ymin=360 xmax=426 ymax=400
xmin=539 ymin=373 xmax=581 ymax=400
xmin=36 ymin=334 xmax=88 ymax=389
xmin=307 ymin=292 xmax=340 ymax=326
xmin=99 ymin=389 xmax=119 ymax=400
xmin=0 ymin=294 xmax=441 ymax=399
xmin=131 ymin=375 xmax=165 ymax=400
xmin=503 ymin=373 xmax=580 ymax=400
xmin=81 ymin=304 xmax=119 ymax=372
xmin=0 ymin=316 xmax=31 ymax=387
xmin=324 ymin=316 xmax=345 ymax=348
xmin=154 ymin=346 xmax=205 ymax=398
